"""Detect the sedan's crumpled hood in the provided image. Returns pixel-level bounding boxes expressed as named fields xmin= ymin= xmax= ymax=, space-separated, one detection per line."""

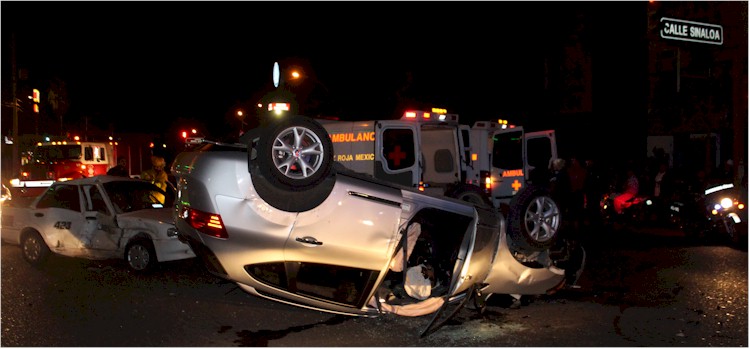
xmin=117 ymin=208 xmax=175 ymax=233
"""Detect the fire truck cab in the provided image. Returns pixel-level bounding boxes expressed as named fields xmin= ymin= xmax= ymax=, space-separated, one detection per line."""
xmin=10 ymin=140 xmax=117 ymax=199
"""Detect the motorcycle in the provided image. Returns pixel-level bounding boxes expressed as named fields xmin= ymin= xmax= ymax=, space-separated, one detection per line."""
xmin=600 ymin=186 xmax=653 ymax=229
xmin=669 ymin=182 xmax=747 ymax=245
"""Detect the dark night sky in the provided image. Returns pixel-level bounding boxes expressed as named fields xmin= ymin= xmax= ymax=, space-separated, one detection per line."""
xmin=2 ymin=1 xmax=639 ymax=139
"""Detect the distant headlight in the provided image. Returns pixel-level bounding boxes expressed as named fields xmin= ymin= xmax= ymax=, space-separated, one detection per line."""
xmin=720 ymin=197 xmax=734 ymax=209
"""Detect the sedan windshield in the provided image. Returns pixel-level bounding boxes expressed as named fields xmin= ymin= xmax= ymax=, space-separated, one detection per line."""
xmin=104 ymin=180 xmax=174 ymax=213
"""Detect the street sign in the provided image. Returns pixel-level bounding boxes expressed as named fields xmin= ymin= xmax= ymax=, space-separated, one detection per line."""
xmin=660 ymin=17 xmax=723 ymax=45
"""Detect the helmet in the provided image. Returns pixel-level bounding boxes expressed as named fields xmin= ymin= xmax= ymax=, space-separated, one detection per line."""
xmin=151 ymin=156 xmax=166 ymax=170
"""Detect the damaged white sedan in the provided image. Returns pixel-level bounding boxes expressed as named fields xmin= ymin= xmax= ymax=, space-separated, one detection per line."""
xmin=1 ymin=176 xmax=195 ymax=272
xmin=172 ymin=116 xmax=584 ymax=335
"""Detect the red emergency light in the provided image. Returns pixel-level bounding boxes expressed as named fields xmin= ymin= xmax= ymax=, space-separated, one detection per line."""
xmin=268 ymin=103 xmax=290 ymax=112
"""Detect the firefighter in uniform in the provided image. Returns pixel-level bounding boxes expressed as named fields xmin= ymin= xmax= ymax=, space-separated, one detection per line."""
xmin=141 ymin=156 xmax=169 ymax=204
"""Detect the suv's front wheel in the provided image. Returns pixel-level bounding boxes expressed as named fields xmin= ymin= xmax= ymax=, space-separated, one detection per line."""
xmin=507 ymin=185 xmax=561 ymax=252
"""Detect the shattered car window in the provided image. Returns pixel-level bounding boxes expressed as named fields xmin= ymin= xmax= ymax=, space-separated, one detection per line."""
xmin=103 ymin=181 xmax=173 ymax=213
xmin=36 ymin=184 xmax=81 ymax=211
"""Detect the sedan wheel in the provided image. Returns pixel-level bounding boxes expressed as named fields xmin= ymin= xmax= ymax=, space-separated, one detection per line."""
xmin=125 ymin=240 xmax=156 ymax=272
xmin=21 ymin=231 xmax=50 ymax=266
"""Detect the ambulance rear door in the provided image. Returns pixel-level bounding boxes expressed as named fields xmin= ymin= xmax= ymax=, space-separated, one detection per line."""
xmin=524 ymin=129 xmax=557 ymax=186
xmin=374 ymin=121 xmax=419 ymax=189
xmin=489 ymin=127 xmax=557 ymax=206
xmin=489 ymin=127 xmax=526 ymax=205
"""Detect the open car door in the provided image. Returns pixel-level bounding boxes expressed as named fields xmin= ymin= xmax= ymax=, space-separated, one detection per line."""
xmin=282 ymin=175 xmax=405 ymax=311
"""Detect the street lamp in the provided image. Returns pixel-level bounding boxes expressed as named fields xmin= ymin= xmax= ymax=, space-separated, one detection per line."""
xmin=236 ymin=110 xmax=247 ymax=132
xmin=281 ymin=67 xmax=332 ymax=117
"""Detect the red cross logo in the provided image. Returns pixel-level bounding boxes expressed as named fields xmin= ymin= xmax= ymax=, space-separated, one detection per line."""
xmin=511 ymin=179 xmax=522 ymax=191
xmin=388 ymin=145 xmax=407 ymax=167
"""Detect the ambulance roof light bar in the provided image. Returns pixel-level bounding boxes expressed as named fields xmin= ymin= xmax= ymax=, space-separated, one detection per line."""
xmin=472 ymin=120 xmax=517 ymax=130
xmin=401 ymin=108 xmax=459 ymax=123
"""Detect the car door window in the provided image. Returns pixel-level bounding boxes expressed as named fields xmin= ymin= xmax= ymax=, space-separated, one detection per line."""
xmin=36 ymin=184 xmax=81 ymax=212
xmin=83 ymin=185 xmax=110 ymax=215
xmin=382 ymin=128 xmax=415 ymax=171
xmin=248 ymin=262 xmax=377 ymax=307
xmin=293 ymin=262 xmax=378 ymax=307
xmin=492 ymin=130 xmax=523 ymax=170
xmin=84 ymin=146 xmax=94 ymax=161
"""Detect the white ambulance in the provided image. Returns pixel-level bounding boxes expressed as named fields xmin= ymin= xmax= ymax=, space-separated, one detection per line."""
xmin=319 ymin=109 xmax=557 ymax=209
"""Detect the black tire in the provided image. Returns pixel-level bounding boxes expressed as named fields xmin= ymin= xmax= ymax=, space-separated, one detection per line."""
xmin=249 ymin=116 xmax=336 ymax=212
xmin=446 ymin=184 xmax=493 ymax=208
xmin=125 ymin=239 xmax=157 ymax=272
xmin=507 ymin=185 xmax=561 ymax=252
xmin=20 ymin=230 xmax=50 ymax=266
xmin=256 ymin=115 xmax=333 ymax=189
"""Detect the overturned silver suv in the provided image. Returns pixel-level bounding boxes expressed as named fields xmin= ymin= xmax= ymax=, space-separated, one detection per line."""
xmin=171 ymin=115 xmax=584 ymax=335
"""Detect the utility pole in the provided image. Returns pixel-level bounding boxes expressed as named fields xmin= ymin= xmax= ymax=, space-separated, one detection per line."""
xmin=11 ymin=32 xmax=19 ymax=178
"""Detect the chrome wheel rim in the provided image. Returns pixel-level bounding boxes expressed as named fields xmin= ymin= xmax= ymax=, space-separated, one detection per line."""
xmin=272 ymin=126 xmax=325 ymax=180
xmin=523 ymin=196 xmax=561 ymax=243
xmin=127 ymin=244 xmax=151 ymax=271
xmin=22 ymin=236 xmax=42 ymax=262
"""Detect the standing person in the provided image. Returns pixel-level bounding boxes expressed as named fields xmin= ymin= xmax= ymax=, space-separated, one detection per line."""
xmin=651 ymin=162 xmax=673 ymax=223
xmin=141 ymin=156 xmax=169 ymax=204
xmin=583 ymin=158 xmax=605 ymax=228
xmin=689 ymin=168 xmax=709 ymax=194
xmin=566 ymin=156 xmax=587 ymax=231
xmin=549 ymin=158 xmax=572 ymax=227
xmin=107 ymin=156 xmax=129 ymax=177
xmin=715 ymin=159 xmax=735 ymax=183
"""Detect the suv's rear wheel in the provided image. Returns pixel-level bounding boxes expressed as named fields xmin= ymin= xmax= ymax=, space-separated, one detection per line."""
xmin=250 ymin=116 xmax=336 ymax=212
xmin=507 ymin=185 xmax=561 ymax=252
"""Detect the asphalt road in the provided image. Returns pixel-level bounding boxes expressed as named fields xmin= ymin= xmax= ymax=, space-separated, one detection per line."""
xmin=1 ymin=225 xmax=747 ymax=346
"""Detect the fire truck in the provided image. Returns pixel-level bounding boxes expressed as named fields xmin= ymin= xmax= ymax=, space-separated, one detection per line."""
xmin=9 ymin=140 xmax=118 ymax=199
xmin=318 ymin=109 xmax=557 ymax=209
